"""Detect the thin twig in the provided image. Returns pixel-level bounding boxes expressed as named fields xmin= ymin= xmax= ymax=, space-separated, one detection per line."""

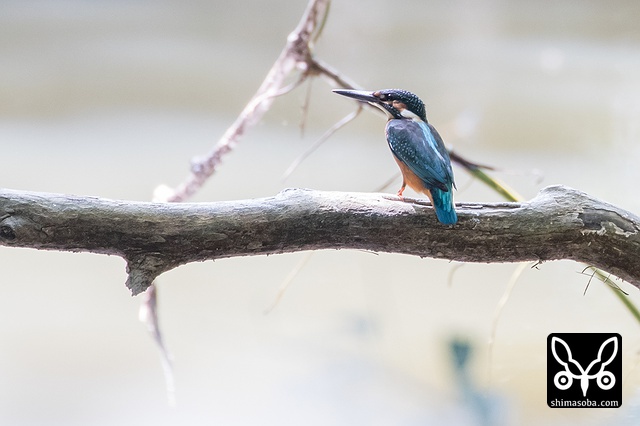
xmin=447 ymin=263 xmax=465 ymax=288
xmin=139 ymin=285 xmax=175 ymax=406
xmin=487 ymin=262 xmax=529 ymax=381
xmin=264 ymin=252 xmax=314 ymax=314
xmin=283 ymin=106 xmax=363 ymax=180
xmin=299 ymin=78 xmax=314 ymax=138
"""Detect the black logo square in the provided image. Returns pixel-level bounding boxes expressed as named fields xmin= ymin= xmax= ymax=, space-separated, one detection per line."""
xmin=547 ymin=333 xmax=622 ymax=408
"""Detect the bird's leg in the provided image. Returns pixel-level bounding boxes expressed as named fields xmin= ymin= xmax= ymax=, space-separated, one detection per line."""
xmin=396 ymin=182 xmax=406 ymax=200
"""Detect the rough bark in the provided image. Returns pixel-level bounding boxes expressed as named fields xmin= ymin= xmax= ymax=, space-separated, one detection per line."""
xmin=0 ymin=185 xmax=638 ymax=295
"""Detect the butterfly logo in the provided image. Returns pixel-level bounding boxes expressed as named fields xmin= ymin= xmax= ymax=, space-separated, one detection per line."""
xmin=550 ymin=336 xmax=617 ymax=397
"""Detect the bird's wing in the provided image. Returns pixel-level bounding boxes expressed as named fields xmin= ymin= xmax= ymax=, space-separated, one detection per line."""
xmin=386 ymin=119 xmax=454 ymax=191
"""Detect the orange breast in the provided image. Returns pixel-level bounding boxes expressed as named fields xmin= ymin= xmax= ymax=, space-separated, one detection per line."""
xmin=393 ymin=156 xmax=433 ymax=202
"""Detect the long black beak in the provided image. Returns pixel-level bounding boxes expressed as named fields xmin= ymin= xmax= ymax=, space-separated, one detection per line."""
xmin=332 ymin=89 xmax=381 ymax=105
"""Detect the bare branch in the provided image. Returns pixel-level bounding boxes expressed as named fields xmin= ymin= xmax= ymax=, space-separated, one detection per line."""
xmin=1 ymin=185 xmax=638 ymax=295
xmin=162 ymin=0 xmax=331 ymax=202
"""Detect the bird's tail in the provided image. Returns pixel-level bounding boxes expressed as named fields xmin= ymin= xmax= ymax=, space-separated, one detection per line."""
xmin=431 ymin=186 xmax=457 ymax=225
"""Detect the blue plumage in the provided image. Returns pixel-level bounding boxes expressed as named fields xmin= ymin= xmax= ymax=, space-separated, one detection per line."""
xmin=431 ymin=186 xmax=457 ymax=225
xmin=386 ymin=119 xmax=453 ymax=192
xmin=386 ymin=118 xmax=457 ymax=224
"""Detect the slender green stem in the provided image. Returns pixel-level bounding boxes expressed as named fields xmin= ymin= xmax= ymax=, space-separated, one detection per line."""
xmin=464 ymin=167 xmax=522 ymax=203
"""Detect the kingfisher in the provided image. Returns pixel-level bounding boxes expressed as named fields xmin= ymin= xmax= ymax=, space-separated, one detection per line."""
xmin=333 ymin=89 xmax=457 ymax=224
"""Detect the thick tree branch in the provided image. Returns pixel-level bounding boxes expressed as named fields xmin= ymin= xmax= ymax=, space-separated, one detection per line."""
xmin=1 ymin=185 xmax=638 ymax=295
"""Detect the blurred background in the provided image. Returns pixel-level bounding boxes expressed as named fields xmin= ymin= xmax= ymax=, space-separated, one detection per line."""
xmin=1 ymin=0 xmax=640 ymax=424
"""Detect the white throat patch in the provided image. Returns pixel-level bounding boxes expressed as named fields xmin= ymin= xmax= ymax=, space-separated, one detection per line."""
xmin=400 ymin=109 xmax=422 ymax=121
